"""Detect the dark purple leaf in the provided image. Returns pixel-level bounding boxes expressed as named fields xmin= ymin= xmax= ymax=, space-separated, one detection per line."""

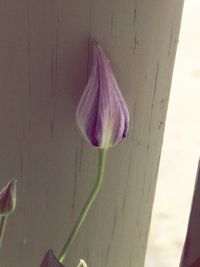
xmin=180 ymin=160 xmax=200 ymax=267
xmin=190 ymin=257 xmax=200 ymax=267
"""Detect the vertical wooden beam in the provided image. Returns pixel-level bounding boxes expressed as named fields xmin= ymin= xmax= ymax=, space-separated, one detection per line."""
xmin=0 ymin=0 xmax=184 ymax=266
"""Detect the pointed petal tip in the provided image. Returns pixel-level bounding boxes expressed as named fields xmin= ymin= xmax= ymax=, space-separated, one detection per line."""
xmin=92 ymin=39 xmax=99 ymax=47
xmin=92 ymin=40 xmax=108 ymax=60
xmin=7 ymin=179 xmax=17 ymax=189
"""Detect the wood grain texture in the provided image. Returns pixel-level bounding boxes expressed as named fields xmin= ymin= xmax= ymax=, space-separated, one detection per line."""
xmin=0 ymin=1 xmax=184 ymax=266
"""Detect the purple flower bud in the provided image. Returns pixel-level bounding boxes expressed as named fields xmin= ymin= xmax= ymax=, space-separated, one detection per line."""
xmin=0 ymin=179 xmax=17 ymax=216
xmin=40 ymin=250 xmax=65 ymax=267
xmin=76 ymin=41 xmax=129 ymax=149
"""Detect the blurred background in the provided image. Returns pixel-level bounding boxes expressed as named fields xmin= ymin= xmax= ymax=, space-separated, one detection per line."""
xmin=145 ymin=0 xmax=200 ymax=266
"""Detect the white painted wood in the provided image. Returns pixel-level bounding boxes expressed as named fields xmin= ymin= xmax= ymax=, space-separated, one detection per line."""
xmin=0 ymin=1 xmax=184 ymax=266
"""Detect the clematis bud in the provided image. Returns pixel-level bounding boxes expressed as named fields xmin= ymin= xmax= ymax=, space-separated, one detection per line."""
xmin=40 ymin=250 xmax=65 ymax=267
xmin=0 ymin=179 xmax=17 ymax=216
xmin=77 ymin=259 xmax=87 ymax=267
xmin=76 ymin=41 xmax=129 ymax=149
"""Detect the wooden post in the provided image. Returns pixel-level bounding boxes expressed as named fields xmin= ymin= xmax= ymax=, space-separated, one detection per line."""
xmin=0 ymin=1 xmax=184 ymax=266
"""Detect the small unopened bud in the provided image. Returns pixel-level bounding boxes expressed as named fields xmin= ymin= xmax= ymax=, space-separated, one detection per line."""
xmin=0 ymin=179 xmax=17 ymax=216
xmin=77 ymin=259 xmax=87 ymax=267
xmin=40 ymin=250 xmax=64 ymax=267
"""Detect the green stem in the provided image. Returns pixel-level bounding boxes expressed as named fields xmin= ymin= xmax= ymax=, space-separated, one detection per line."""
xmin=0 ymin=216 xmax=7 ymax=248
xmin=58 ymin=149 xmax=107 ymax=263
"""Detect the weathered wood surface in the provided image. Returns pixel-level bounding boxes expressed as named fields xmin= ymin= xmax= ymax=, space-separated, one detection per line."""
xmin=0 ymin=1 xmax=184 ymax=267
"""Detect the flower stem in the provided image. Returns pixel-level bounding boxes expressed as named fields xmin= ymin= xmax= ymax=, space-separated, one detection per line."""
xmin=58 ymin=149 xmax=107 ymax=263
xmin=0 ymin=216 xmax=7 ymax=248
